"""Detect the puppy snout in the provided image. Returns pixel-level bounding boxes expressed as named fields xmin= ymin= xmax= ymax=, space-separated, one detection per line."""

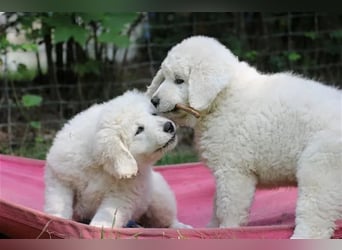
xmin=163 ymin=121 xmax=175 ymax=133
xmin=151 ymin=96 xmax=160 ymax=108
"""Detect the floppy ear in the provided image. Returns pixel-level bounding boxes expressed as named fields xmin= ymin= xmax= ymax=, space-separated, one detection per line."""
xmin=93 ymin=127 xmax=138 ymax=179
xmin=188 ymin=65 xmax=230 ymax=111
xmin=146 ymin=69 xmax=164 ymax=97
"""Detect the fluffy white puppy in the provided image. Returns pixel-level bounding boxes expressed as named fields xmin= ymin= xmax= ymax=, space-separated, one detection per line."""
xmin=147 ymin=36 xmax=342 ymax=239
xmin=44 ymin=90 xmax=190 ymax=229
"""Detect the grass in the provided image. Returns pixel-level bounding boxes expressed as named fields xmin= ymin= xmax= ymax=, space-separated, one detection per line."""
xmin=156 ymin=146 xmax=198 ymax=166
xmin=1 ymin=139 xmax=52 ymax=160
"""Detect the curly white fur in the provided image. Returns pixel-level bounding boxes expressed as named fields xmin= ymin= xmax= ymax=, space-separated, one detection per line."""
xmin=147 ymin=36 xmax=342 ymax=239
xmin=44 ymin=90 xmax=191 ymax=229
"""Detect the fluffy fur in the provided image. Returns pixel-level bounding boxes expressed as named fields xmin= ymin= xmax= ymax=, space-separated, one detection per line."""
xmin=44 ymin=90 xmax=191 ymax=229
xmin=147 ymin=36 xmax=342 ymax=239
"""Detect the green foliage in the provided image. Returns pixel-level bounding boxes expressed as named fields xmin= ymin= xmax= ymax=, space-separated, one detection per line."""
xmin=21 ymin=94 xmax=43 ymax=130
xmin=54 ymin=24 xmax=88 ymax=46
xmin=29 ymin=121 xmax=41 ymax=129
xmin=1 ymin=136 xmax=52 ymax=160
xmin=73 ymin=59 xmax=101 ymax=77
xmin=304 ymin=31 xmax=318 ymax=40
xmin=98 ymin=32 xmax=130 ymax=47
xmin=1 ymin=12 xmax=139 ymax=81
xmin=1 ymin=67 xmax=37 ymax=81
xmin=22 ymin=138 xmax=51 ymax=160
xmin=40 ymin=12 xmax=138 ymax=47
xmin=224 ymin=36 xmax=244 ymax=58
xmin=244 ymin=50 xmax=259 ymax=62
xmin=21 ymin=94 xmax=43 ymax=108
xmin=0 ymin=34 xmax=38 ymax=53
xmin=269 ymin=55 xmax=286 ymax=70
xmin=97 ymin=12 xmax=139 ymax=47
xmin=156 ymin=147 xmax=198 ymax=166
xmin=287 ymin=51 xmax=301 ymax=62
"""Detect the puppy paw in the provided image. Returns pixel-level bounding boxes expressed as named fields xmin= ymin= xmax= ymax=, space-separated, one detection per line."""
xmin=90 ymin=219 xmax=124 ymax=229
xmin=90 ymin=220 xmax=112 ymax=228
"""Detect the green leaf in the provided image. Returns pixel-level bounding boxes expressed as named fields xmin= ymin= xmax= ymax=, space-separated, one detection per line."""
xmin=35 ymin=135 xmax=44 ymax=143
xmin=54 ymin=26 xmax=88 ymax=46
xmin=30 ymin=121 xmax=41 ymax=129
xmin=101 ymin=13 xmax=139 ymax=34
xmin=99 ymin=32 xmax=130 ymax=47
xmin=0 ymin=35 xmax=10 ymax=52
xmin=244 ymin=50 xmax=259 ymax=61
xmin=21 ymin=94 xmax=43 ymax=108
xmin=43 ymin=13 xmax=71 ymax=28
xmin=102 ymin=13 xmax=138 ymax=28
xmin=70 ymin=27 xmax=88 ymax=46
xmin=304 ymin=32 xmax=318 ymax=40
xmin=46 ymin=14 xmax=88 ymax=46
xmin=20 ymin=43 xmax=39 ymax=52
xmin=288 ymin=52 xmax=301 ymax=62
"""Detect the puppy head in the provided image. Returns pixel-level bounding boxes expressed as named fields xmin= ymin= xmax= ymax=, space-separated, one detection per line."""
xmin=93 ymin=91 xmax=177 ymax=178
xmin=147 ymin=36 xmax=239 ymax=125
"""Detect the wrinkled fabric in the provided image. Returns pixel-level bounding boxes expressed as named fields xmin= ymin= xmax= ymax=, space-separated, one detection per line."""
xmin=0 ymin=154 xmax=341 ymax=239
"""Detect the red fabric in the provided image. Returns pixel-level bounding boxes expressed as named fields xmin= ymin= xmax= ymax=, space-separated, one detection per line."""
xmin=0 ymin=154 xmax=341 ymax=239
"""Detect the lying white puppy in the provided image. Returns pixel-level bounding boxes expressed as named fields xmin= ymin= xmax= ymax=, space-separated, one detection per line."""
xmin=44 ymin=90 xmax=190 ymax=229
xmin=147 ymin=36 xmax=342 ymax=238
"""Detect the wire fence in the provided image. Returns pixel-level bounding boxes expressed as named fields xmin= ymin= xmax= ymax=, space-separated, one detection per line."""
xmin=0 ymin=12 xmax=341 ymax=160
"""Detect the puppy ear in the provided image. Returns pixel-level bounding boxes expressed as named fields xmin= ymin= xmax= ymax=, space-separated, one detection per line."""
xmin=93 ymin=127 xmax=138 ymax=179
xmin=188 ymin=65 xmax=229 ymax=111
xmin=146 ymin=69 xmax=164 ymax=97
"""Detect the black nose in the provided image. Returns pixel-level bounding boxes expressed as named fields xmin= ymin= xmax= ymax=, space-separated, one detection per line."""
xmin=163 ymin=121 xmax=175 ymax=133
xmin=151 ymin=96 xmax=160 ymax=107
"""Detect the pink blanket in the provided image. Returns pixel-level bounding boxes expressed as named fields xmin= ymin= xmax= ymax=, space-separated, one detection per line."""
xmin=0 ymin=154 xmax=341 ymax=239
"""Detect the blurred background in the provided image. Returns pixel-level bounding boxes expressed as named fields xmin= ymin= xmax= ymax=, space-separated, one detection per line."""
xmin=0 ymin=12 xmax=341 ymax=164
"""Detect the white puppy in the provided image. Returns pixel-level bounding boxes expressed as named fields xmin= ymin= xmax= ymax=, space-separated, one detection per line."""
xmin=147 ymin=36 xmax=342 ymax=238
xmin=44 ymin=90 xmax=190 ymax=229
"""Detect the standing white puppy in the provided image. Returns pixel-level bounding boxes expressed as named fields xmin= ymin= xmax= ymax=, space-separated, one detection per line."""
xmin=147 ymin=36 xmax=342 ymax=238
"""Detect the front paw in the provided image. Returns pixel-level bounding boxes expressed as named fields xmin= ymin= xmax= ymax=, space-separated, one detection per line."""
xmin=90 ymin=220 xmax=112 ymax=228
xmin=90 ymin=219 xmax=124 ymax=228
xmin=44 ymin=208 xmax=73 ymax=220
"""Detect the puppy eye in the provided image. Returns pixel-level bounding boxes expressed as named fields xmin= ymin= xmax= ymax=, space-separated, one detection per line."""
xmin=175 ymin=78 xmax=184 ymax=84
xmin=152 ymin=113 xmax=157 ymax=116
xmin=135 ymin=126 xmax=144 ymax=135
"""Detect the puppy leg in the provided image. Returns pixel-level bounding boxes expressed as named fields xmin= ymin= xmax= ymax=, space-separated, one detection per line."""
xmin=90 ymin=196 xmax=132 ymax=228
xmin=44 ymin=168 xmax=74 ymax=219
xmin=138 ymin=172 xmax=192 ymax=229
xmin=214 ymin=169 xmax=257 ymax=227
xmin=291 ymin=137 xmax=342 ymax=239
